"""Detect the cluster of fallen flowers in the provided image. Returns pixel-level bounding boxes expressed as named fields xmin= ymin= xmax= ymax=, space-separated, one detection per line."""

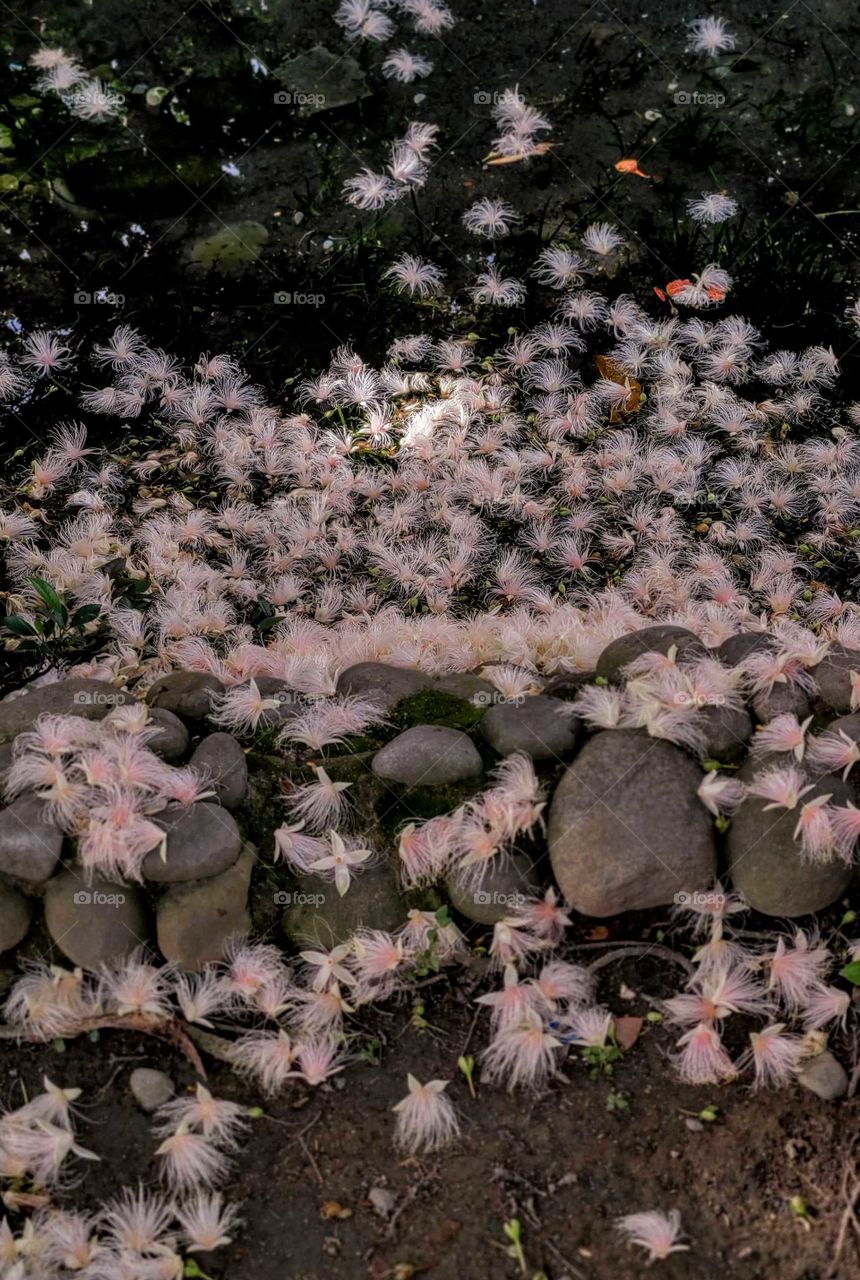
xmin=0 ymin=1074 xmax=239 ymax=1278
xmin=343 ymin=120 xmax=439 ymax=211
xmin=27 ymin=46 xmax=124 ymax=124
xmin=1 ymin=297 xmax=859 ymax=699
xmin=667 ymin=890 xmax=857 ymax=1087
xmin=0 ymin=903 xmax=854 ymax=1277
xmin=4 ymin=704 xmax=215 ymax=881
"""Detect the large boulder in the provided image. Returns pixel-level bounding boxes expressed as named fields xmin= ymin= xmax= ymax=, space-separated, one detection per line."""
xmin=146 ymin=671 xmax=225 ymax=720
xmin=0 ymin=881 xmax=32 ymax=952
xmin=45 ymin=870 xmax=150 ymax=969
xmin=281 ymin=858 xmax=404 ymax=949
xmin=190 ymin=733 xmax=249 ymax=809
xmin=727 ymin=760 xmax=851 ymax=916
xmin=0 ymin=795 xmax=64 ymax=882
xmin=814 ymin=645 xmax=860 ymax=715
xmin=433 ymin=673 xmax=497 ymax=704
xmin=145 ymin=802 xmax=242 ymax=882
xmin=336 ymin=662 xmax=433 ymax=712
xmin=716 ymin=631 xmax=775 ymax=668
xmin=372 ymin=726 xmax=483 ymax=788
xmin=157 ymin=841 xmax=256 ymax=971
xmin=146 ymin=709 xmax=190 ymax=762
xmin=480 ymin=695 xmax=580 ymax=761
xmin=0 ymin=679 xmax=132 ymax=743
xmin=752 ymin=683 xmax=811 ymax=724
xmin=698 ymin=704 xmax=754 ymax=763
xmin=595 ymin=626 xmax=707 ymax=683
xmin=445 ymin=852 xmax=540 ymax=925
xmin=547 ymin=730 xmax=716 ymax=916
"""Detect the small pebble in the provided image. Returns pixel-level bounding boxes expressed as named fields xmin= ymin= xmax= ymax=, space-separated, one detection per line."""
xmin=129 ymin=1067 xmax=175 ymax=1113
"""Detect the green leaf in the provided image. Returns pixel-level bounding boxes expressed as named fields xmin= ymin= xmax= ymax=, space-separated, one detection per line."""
xmin=71 ymin=603 xmax=102 ymax=628
xmin=839 ymin=961 xmax=860 ymax=986
xmin=31 ymin=576 xmax=68 ymax=622
xmin=2 ymin=615 xmax=38 ymax=637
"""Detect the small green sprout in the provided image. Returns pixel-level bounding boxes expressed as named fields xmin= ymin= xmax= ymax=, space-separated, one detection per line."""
xmin=458 ymin=1054 xmax=477 ymax=1099
xmin=502 ymin=1219 xmax=527 ymax=1275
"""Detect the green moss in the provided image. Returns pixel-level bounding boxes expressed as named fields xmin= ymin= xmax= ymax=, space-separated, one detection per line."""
xmin=391 ymin=689 xmax=485 ymax=733
xmin=373 ymin=775 xmax=486 ymax=842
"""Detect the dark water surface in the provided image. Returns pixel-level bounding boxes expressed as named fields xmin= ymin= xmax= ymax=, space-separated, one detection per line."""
xmin=2 ymin=0 xmax=860 ymax=393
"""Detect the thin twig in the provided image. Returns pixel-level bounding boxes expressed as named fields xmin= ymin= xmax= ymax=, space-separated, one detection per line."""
xmin=587 ymin=944 xmax=695 ymax=978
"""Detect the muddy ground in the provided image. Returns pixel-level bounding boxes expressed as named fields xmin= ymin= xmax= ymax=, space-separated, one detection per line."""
xmin=2 ymin=933 xmax=858 ymax=1280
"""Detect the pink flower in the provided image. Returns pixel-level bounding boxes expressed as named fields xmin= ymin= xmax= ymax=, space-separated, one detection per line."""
xmin=308 ymin=830 xmax=373 ymax=896
xmin=155 ymin=1128 xmax=229 ymax=1193
xmin=800 ymin=984 xmax=851 ymax=1031
xmin=175 ymin=1192 xmax=239 ymax=1252
xmin=286 ymin=765 xmax=353 ymax=833
xmin=393 ymin=1075 xmax=459 ymax=1152
xmin=343 ymin=167 xmax=398 ymax=211
xmin=462 ymin=197 xmax=517 ymax=237
xmin=697 ymin=772 xmax=746 ymax=816
xmin=744 ymin=1023 xmax=805 ymax=1089
xmin=154 ymin=1083 xmax=248 ymax=1148
xmin=673 ymin=1022 xmax=735 ymax=1084
xmin=746 ymin=764 xmax=814 ymax=810
xmin=764 ymin=931 xmax=831 ymax=1010
xmin=753 ymin=712 xmax=812 ymax=760
xmin=294 ymin=1036 xmax=348 ymax=1086
xmin=615 ymin=1209 xmax=689 ymax=1263
xmin=384 ymin=254 xmax=444 ymax=298
xmin=228 ymin=1029 xmax=296 ymax=1095
xmin=808 ymin=728 xmax=860 ymax=780
xmin=482 ymin=1009 xmax=562 ymax=1090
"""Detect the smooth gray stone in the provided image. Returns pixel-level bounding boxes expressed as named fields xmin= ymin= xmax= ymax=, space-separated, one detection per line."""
xmin=0 ymin=795 xmax=63 ymax=882
xmin=372 ymin=725 xmax=483 ymax=787
xmin=145 ymin=802 xmax=242 ymax=882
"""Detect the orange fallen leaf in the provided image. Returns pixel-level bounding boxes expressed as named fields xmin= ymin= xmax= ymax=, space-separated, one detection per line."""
xmin=614 ymin=1015 xmax=644 ymax=1051
xmin=594 ymin=353 xmax=643 ymax=419
xmin=321 ymin=1200 xmax=353 ymax=1220
xmin=485 ymin=142 xmax=557 ymax=165
xmin=615 ymin=157 xmax=650 ymax=178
